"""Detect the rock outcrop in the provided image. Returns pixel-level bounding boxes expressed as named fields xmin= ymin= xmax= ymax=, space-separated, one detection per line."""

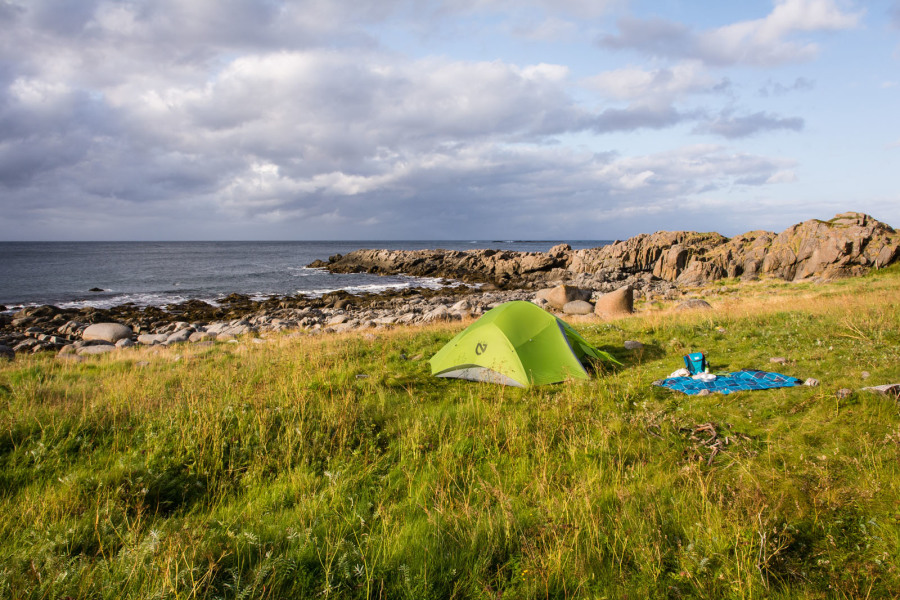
xmin=309 ymin=212 xmax=900 ymax=288
xmin=594 ymin=286 xmax=634 ymax=318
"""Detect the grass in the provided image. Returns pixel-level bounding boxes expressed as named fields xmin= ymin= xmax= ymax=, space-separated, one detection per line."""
xmin=1 ymin=269 xmax=899 ymax=599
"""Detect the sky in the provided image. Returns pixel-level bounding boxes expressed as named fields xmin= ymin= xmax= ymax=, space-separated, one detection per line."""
xmin=0 ymin=0 xmax=898 ymax=241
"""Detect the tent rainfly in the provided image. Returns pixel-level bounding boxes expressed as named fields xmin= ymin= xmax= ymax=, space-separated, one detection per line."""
xmin=429 ymin=301 xmax=619 ymax=388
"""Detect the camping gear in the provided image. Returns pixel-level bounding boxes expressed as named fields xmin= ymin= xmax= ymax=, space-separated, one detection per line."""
xmin=655 ymin=370 xmax=802 ymax=395
xmin=430 ymin=301 xmax=619 ymax=388
xmin=684 ymin=352 xmax=707 ymax=375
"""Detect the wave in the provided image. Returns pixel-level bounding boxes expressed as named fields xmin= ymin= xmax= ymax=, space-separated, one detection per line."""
xmin=301 ymin=275 xmax=457 ymax=297
xmin=2 ymin=275 xmax=463 ymax=313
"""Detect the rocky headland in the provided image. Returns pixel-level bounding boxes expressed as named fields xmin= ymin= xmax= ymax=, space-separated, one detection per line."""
xmin=310 ymin=212 xmax=899 ymax=289
xmin=1 ymin=212 xmax=897 ymax=360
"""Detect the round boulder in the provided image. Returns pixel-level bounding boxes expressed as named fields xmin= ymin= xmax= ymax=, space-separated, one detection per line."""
xmin=594 ymin=285 xmax=633 ymax=318
xmin=563 ymin=300 xmax=594 ymax=315
xmin=676 ymin=299 xmax=712 ymax=311
xmin=76 ymin=344 xmax=116 ymax=356
xmin=82 ymin=322 xmax=133 ymax=343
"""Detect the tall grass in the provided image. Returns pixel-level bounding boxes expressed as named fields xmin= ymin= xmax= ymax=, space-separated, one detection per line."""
xmin=1 ymin=271 xmax=899 ymax=598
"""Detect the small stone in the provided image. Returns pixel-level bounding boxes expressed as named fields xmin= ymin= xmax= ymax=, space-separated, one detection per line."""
xmin=716 ymin=327 xmax=727 ymax=334
xmin=697 ymin=389 xmax=711 ymax=396
xmin=769 ymin=357 xmax=787 ymax=364
xmin=88 ymin=287 xmax=104 ymax=292
xmin=623 ymin=340 xmax=644 ymax=350
xmin=804 ymin=378 xmax=820 ymax=387
xmin=116 ymin=338 xmax=135 ymax=348
xmin=356 ymin=374 xmax=370 ymax=379
xmin=835 ymin=388 xmax=852 ymax=399
xmin=861 ymin=371 xmax=870 ymax=379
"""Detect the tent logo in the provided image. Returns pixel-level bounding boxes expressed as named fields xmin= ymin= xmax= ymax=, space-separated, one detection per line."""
xmin=475 ymin=342 xmax=488 ymax=356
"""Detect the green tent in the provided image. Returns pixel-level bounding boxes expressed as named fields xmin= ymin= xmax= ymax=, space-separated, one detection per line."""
xmin=430 ymin=301 xmax=619 ymax=388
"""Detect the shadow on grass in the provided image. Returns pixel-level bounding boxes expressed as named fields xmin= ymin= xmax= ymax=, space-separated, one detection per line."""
xmin=593 ymin=343 xmax=666 ymax=371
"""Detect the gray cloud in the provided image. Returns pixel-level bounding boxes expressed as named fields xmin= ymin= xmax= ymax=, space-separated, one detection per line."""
xmin=598 ymin=0 xmax=861 ymax=67
xmin=590 ymin=104 xmax=691 ymax=133
xmin=758 ymin=76 xmax=815 ymax=97
xmin=0 ymin=0 xmax=822 ymax=240
xmin=694 ymin=111 xmax=804 ymax=139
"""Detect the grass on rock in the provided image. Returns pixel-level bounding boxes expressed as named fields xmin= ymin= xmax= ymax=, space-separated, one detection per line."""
xmin=1 ymin=269 xmax=899 ymax=599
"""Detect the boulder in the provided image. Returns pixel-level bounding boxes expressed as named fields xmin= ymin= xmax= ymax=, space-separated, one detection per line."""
xmin=82 ymin=323 xmax=132 ymax=343
xmin=166 ymin=329 xmax=194 ymax=344
xmin=189 ymin=331 xmax=217 ymax=342
xmin=863 ymin=383 xmax=900 ymax=397
xmin=76 ymin=344 xmax=116 ymax=356
xmin=537 ymin=285 xmax=591 ymax=309
xmin=594 ymin=286 xmax=633 ymax=318
xmin=676 ymin=299 xmax=712 ymax=311
xmin=138 ymin=333 xmax=169 ymax=345
xmin=562 ymin=300 xmax=594 ymax=315
xmin=421 ymin=305 xmax=457 ymax=323
xmin=0 ymin=345 xmax=14 ymax=360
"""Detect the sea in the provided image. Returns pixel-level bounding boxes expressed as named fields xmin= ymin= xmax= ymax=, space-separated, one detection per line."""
xmin=0 ymin=240 xmax=608 ymax=312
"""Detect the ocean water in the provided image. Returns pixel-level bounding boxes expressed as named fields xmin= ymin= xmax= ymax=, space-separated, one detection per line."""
xmin=0 ymin=240 xmax=608 ymax=310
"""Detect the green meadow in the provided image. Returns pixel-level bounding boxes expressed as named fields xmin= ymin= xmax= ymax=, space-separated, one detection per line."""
xmin=1 ymin=268 xmax=899 ymax=599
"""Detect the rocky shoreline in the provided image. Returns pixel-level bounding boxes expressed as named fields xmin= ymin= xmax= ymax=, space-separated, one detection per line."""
xmin=1 ymin=211 xmax=897 ymax=361
xmin=310 ymin=212 xmax=900 ymax=289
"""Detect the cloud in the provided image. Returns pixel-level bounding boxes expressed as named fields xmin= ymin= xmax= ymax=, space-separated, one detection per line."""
xmin=582 ymin=61 xmax=725 ymax=102
xmin=0 ymin=0 xmax=846 ymax=240
xmin=694 ymin=111 xmax=804 ymax=138
xmin=590 ymin=104 xmax=693 ymax=133
xmin=758 ymin=76 xmax=815 ymax=96
xmin=598 ymin=0 xmax=862 ymax=66
xmin=510 ymin=16 xmax=579 ymax=41
xmin=445 ymin=0 xmax=621 ymax=19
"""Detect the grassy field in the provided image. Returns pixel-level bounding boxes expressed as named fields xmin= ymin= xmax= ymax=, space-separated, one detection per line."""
xmin=1 ymin=268 xmax=899 ymax=599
